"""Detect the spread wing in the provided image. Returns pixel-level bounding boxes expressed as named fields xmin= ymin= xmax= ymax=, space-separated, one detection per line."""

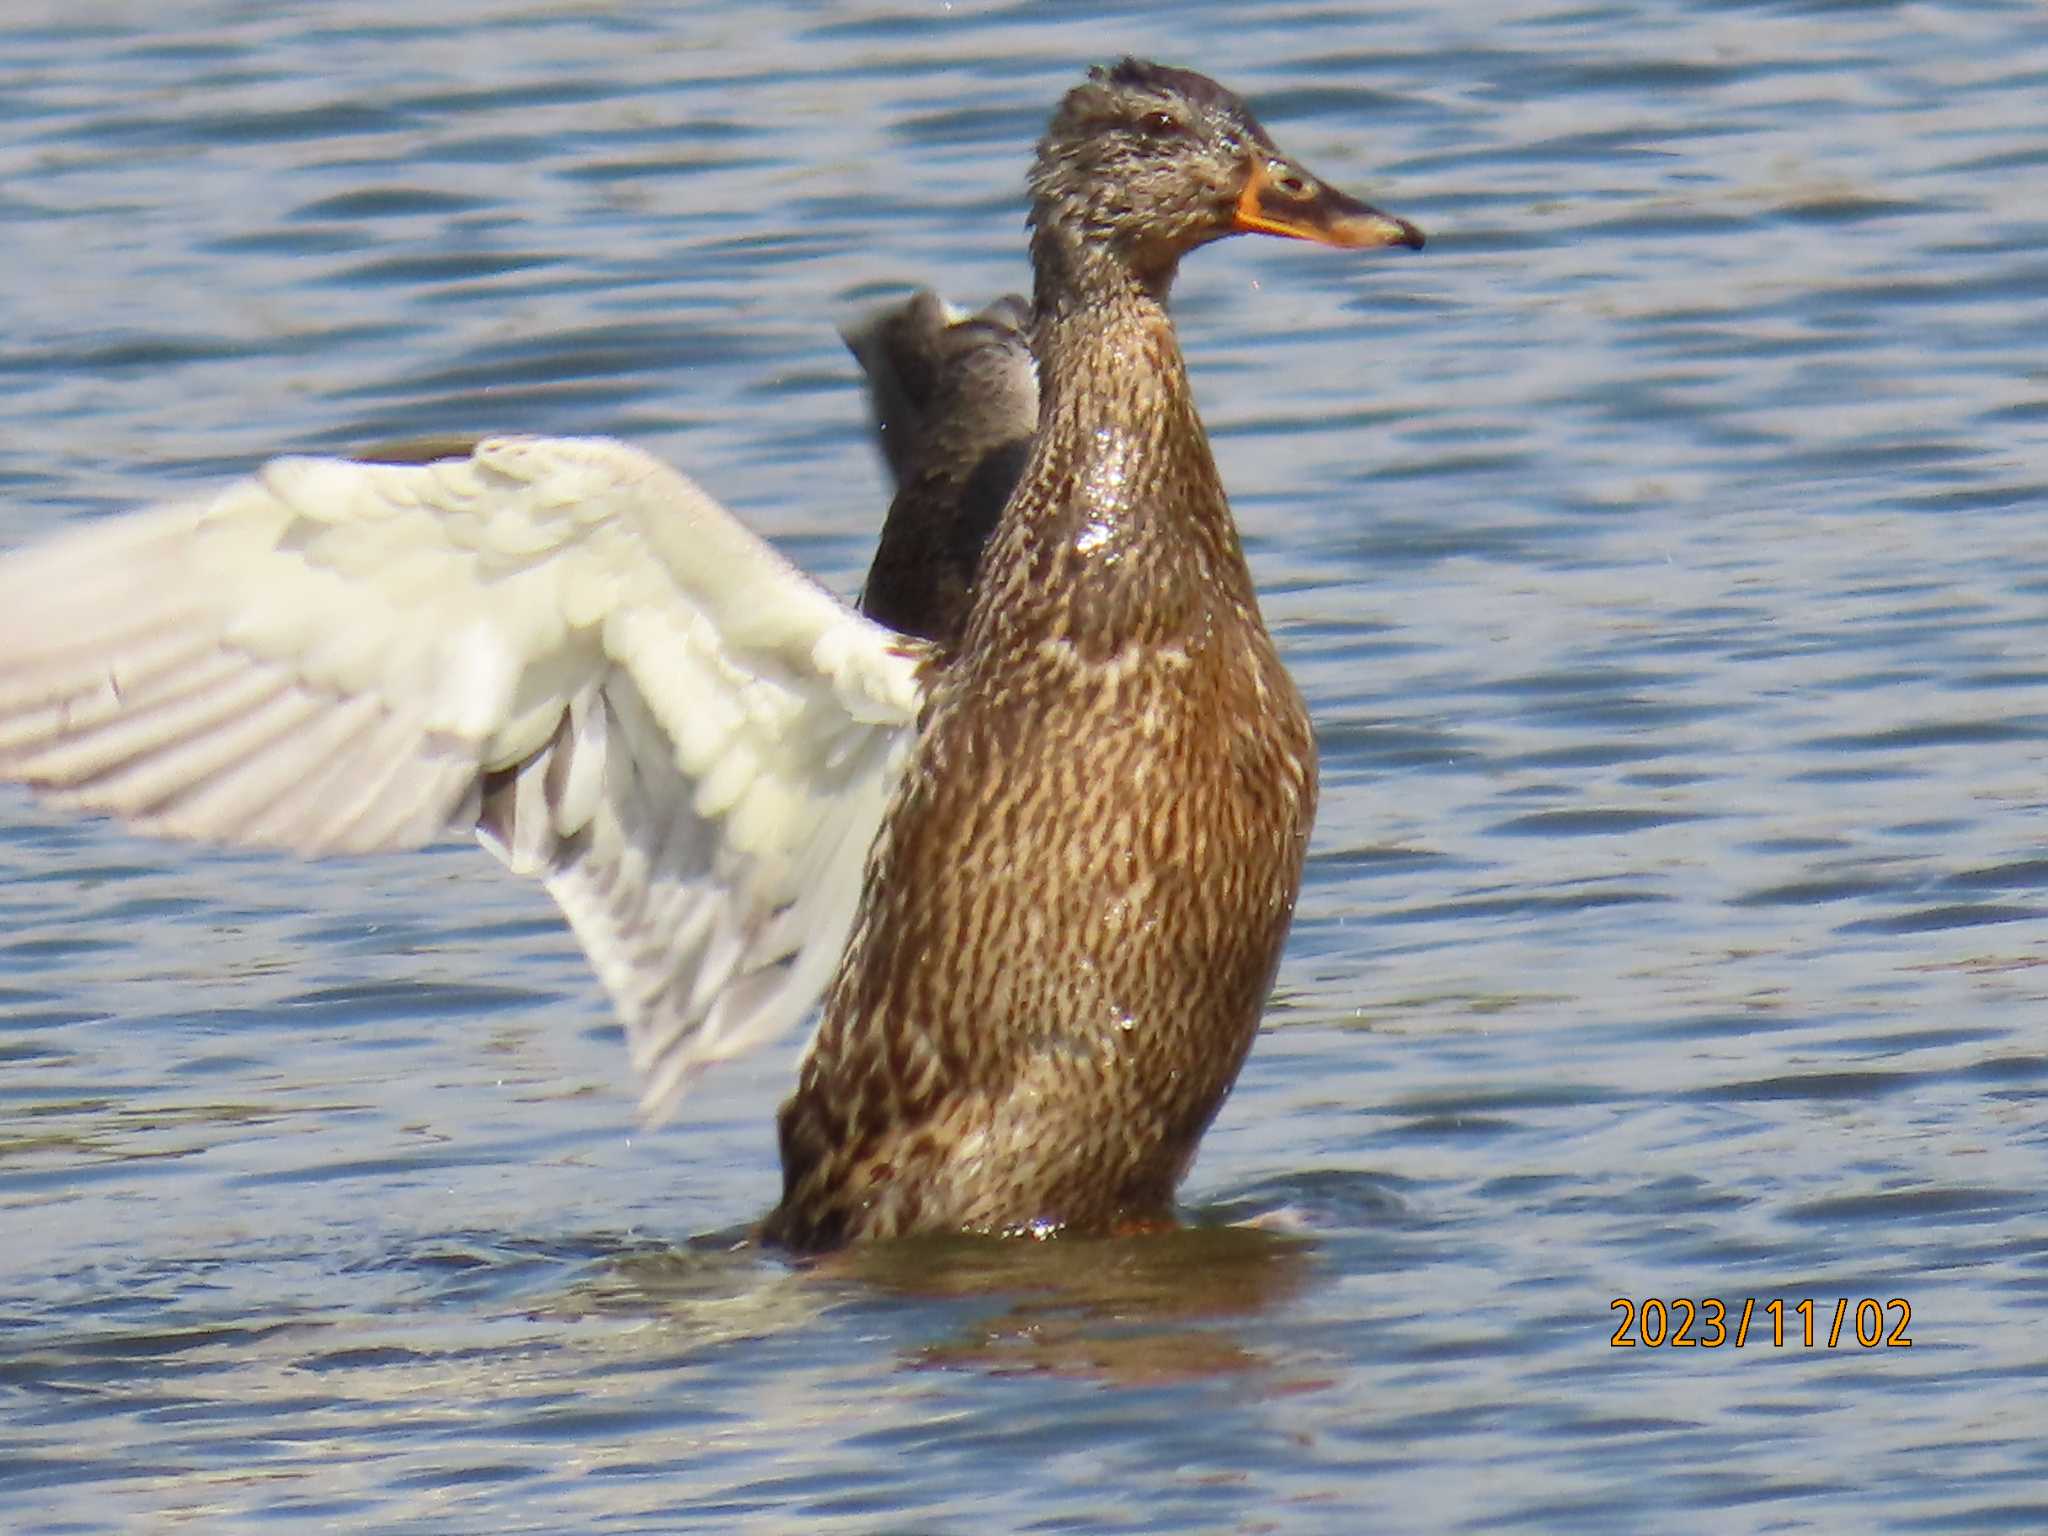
xmin=840 ymin=291 xmax=1037 ymax=647
xmin=0 ymin=434 xmax=928 ymax=1121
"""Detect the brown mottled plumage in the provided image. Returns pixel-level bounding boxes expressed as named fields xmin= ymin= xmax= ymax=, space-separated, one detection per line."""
xmin=766 ymin=59 xmax=1422 ymax=1247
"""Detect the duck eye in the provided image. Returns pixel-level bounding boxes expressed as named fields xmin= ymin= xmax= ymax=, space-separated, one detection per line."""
xmin=1138 ymin=109 xmax=1184 ymax=138
xmin=1268 ymin=163 xmax=1315 ymax=198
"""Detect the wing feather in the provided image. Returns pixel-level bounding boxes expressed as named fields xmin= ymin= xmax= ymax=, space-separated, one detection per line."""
xmin=0 ymin=434 xmax=928 ymax=1119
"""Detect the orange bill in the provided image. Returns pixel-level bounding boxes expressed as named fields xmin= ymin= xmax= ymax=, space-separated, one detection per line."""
xmin=1233 ymin=156 xmax=1424 ymax=250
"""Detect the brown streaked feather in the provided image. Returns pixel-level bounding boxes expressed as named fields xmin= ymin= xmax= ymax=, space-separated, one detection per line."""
xmin=762 ymin=57 xmax=1411 ymax=1247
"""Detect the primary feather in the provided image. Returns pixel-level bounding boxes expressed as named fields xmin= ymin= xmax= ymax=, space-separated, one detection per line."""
xmin=0 ymin=433 xmax=927 ymax=1121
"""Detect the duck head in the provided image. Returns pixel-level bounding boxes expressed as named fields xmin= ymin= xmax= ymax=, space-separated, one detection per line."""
xmin=1028 ymin=58 xmax=1424 ymax=300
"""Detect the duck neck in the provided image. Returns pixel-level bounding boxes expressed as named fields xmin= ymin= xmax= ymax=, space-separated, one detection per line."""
xmin=962 ymin=221 xmax=1258 ymax=661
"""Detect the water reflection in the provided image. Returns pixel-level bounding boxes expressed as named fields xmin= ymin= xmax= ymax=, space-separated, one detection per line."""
xmin=558 ymin=1218 xmax=1319 ymax=1385
xmin=837 ymin=1225 xmax=1318 ymax=1383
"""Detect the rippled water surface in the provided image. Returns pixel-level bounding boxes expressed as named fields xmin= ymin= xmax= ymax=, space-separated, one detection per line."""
xmin=3 ymin=2 xmax=2045 ymax=1532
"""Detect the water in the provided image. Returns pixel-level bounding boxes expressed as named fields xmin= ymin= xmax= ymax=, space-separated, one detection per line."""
xmin=2 ymin=1 xmax=2045 ymax=1531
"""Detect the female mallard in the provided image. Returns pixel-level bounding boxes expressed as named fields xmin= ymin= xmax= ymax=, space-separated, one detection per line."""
xmin=0 ymin=60 xmax=1421 ymax=1248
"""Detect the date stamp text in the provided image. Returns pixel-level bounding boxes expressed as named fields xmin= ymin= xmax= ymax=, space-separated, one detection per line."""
xmin=1610 ymin=1297 xmax=1912 ymax=1349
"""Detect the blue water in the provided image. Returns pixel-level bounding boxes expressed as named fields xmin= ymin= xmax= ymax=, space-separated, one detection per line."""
xmin=2 ymin=2 xmax=2046 ymax=1532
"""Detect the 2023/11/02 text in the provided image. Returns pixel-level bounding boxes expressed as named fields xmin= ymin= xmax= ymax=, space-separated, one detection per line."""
xmin=1611 ymin=1297 xmax=1912 ymax=1349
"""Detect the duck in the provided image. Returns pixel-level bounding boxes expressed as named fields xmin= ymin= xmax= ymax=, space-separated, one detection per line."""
xmin=841 ymin=290 xmax=1036 ymax=649
xmin=0 ymin=59 xmax=1422 ymax=1249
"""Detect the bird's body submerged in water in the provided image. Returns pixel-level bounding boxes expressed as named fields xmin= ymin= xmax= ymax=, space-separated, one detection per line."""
xmin=0 ymin=60 xmax=1421 ymax=1249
